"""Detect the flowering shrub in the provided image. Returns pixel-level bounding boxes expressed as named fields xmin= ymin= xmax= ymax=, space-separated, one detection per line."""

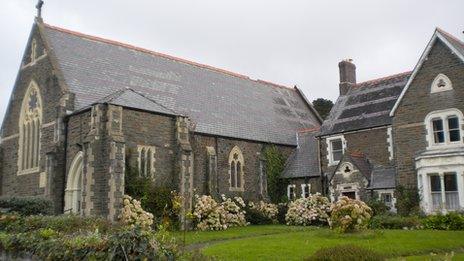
xmin=120 ymin=195 xmax=154 ymax=230
xmin=192 ymin=195 xmax=248 ymax=231
xmin=285 ymin=193 xmax=331 ymax=226
xmin=247 ymin=201 xmax=279 ymax=224
xmin=329 ymin=196 xmax=372 ymax=233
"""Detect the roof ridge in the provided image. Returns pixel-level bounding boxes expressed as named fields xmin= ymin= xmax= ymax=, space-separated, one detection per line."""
xmin=124 ymin=88 xmax=179 ymax=115
xmin=297 ymin=127 xmax=320 ymax=133
xmin=43 ymin=23 xmax=295 ymax=91
xmin=436 ymin=27 xmax=464 ymax=47
xmin=355 ymin=71 xmax=412 ymax=87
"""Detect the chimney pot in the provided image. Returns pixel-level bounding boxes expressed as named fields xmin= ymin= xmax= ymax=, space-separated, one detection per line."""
xmin=338 ymin=59 xmax=356 ymax=96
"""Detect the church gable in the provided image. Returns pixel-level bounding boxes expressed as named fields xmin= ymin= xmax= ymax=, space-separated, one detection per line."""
xmin=0 ymin=22 xmax=71 ymax=202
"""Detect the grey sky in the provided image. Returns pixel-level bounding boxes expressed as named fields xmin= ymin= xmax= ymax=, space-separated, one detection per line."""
xmin=1 ymin=0 xmax=463 ymax=125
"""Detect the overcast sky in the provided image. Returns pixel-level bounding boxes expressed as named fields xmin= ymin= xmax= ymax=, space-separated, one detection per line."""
xmin=0 ymin=0 xmax=463 ymax=125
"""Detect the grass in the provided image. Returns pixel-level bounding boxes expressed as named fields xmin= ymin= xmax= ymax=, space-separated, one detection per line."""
xmin=177 ymin=225 xmax=464 ymax=260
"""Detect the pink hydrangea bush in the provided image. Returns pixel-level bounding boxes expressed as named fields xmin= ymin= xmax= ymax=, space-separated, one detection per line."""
xmin=329 ymin=196 xmax=373 ymax=233
xmin=192 ymin=195 xmax=248 ymax=231
xmin=119 ymin=195 xmax=154 ymax=230
xmin=248 ymin=201 xmax=279 ymax=222
xmin=285 ymin=193 xmax=331 ymax=226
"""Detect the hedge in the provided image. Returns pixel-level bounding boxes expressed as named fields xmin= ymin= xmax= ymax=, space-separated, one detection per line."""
xmin=0 ymin=196 xmax=53 ymax=216
xmin=0 ymin=214 xmax=178 ymax=260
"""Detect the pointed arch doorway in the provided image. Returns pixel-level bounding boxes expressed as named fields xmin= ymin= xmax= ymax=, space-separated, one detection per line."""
xmin=64 ymin=152 xmax=83 ymax=214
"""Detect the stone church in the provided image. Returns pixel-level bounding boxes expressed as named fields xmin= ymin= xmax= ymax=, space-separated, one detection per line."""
xmin=0 ymin=18 xmax=322 ymax=220
xmin=1 ymin=14 xmax=464 ymax=220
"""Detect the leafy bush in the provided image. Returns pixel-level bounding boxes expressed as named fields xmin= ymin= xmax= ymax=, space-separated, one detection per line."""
xmin=366 ymin=198 xmax=389 ymax=216
xmin=192 ymin=195 xmax=248 ymax=231
xmin=395 ymin=185 xmax=421 ymax=216
xmin=245 ymin=201 xmax=278 ymax=225
xmin=423 ymin=212 xmax=464 ymax=230
xmin=119 ymin=195 xmax=154 ymax=230
xmin=0 ymin=196 xmax=53 ymax=216
xmin=125 ymin=150 xmax=181 ymax=229
xmin=329 ymin=196 xmax=372 ymax=233
xmin=306 ymin=244 xmax=385 ymax=261
xmin=285 ymin=193 xmax=331 ymax=226
xmin=369 ymin=214 xmax=422 ymax=230
xmin=0 ymin=214 xmax=178 ymax=260
xmin=0 ymin=214 xmax=112 ymax=234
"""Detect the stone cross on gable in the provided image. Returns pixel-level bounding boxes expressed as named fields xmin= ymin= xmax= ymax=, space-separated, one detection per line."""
xmin=36 ymin=0 xmax=44 ymax=18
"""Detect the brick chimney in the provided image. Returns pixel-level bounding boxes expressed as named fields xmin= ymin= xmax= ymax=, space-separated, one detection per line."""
xmin=338 ymin=59 xmax=356 ymax=96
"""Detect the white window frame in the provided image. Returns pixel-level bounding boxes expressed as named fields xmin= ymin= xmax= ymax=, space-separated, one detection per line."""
xmin=425 ymin=109 xmax=464 ymax=150
xmin=301 ymin=183 xmax=311 ymax=198
xmin=431 ymin=73 xmax=453 ymax=93
xmin=287 ymin=184 xmax=296 ymax=201
xmin=326 ymin=135 xmax=346 ymax=166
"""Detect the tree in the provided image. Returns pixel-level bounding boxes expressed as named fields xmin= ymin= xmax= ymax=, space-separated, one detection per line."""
xmin=312 ymin=98 xmax=334 ymax=120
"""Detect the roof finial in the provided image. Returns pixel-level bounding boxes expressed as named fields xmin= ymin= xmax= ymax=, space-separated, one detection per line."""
xmin=36 ymin=0 xmax=44 ymax=19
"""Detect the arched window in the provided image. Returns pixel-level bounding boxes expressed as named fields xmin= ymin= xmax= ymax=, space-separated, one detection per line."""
xmin=425 ymin=109 xmax=463 ymax=149
xmin=137 ymin=145 xmax=156 ymax=178
xmin=18 ymin=81 xmax=42 ymax=174
xmin=431 ymin=74 xmax=453 ymax=93
xmin=64 ymin=152 xmax=83 ymax=214
xmin=228 ymin=146 xmax=244 ymax=191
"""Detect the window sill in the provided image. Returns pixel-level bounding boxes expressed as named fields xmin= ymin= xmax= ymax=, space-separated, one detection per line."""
xmin=17 ymin=167 xmax=40 ymax=176
xmin=229 ymin=187 xmax=244 ymax=192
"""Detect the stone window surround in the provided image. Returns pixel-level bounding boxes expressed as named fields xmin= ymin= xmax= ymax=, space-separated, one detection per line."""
xmin=287 ymin=184 xmax=296 ymax=200
xmin=335 ymin=183 xmax=360 ymax=201
xmin=326 ymin=135 xmax=346 ymax=166
xmin=228 ymin=146 xmax=245 ymax=192
xmin=424 ymin=108 xmax=464 ymax=150
xmin=418 ymin=166 xmax=464 ymax=214
xmin=64 ymin=151 xmax=84 ymax=214
xmin=339 ymin=162 xmax=354 ymax=178
xmin=17 ymin=80 xmax=43 ymax=175
xmin=376 ymin=189 xmax=397 ymax=212
xmin=137 ymin=145 xmax=156 ymax=178
xmin=431 ymin=73 xmax=453 ymax=93
xmin=301 ymin=183 xmax=311 ymax=198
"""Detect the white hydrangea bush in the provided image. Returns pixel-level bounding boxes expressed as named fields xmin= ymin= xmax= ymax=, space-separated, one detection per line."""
xmin=192 ymin=194 xmax=248 ymax=231
xmin=248 ymin=201 xmax=279 ymax=221
xmin=285 ymin=193 xmax=331 ymax=226
xmin=329 ymin=196 xmax=372 ymax=233
xmin=119 ymin=195 xmax=154 ymax=230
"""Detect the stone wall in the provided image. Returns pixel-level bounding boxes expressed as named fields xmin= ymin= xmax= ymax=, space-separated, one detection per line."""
xmin=393 ymin=40 xmax=464 ymax=186
xmin=121 ymin=109 xmax=177 ymax=188
xmin=320 ymin=127 xmax=391 ymax=183
xmin=191 ymin=134 xmax=294 ymax=202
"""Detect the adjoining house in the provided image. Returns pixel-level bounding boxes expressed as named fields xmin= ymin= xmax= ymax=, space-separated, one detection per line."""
xmin=318 ymin=28 xmax=464 ymax=214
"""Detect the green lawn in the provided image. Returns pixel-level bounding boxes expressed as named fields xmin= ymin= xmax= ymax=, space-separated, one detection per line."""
xmin=177 ymin=225 xmax=464 ymax=260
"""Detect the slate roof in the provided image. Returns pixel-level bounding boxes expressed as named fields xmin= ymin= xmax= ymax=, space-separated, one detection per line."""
xmin=320 ymin=72 xmax=411 ymax=136
xmin=95 ymin=88 xmax=177 ymax=116
xmin=438 ymin=28 xmax=464 ymax=58
xmin=43 ymin=24 xmax=320 ymax=146
xmin=368 ymin=166 xmax=396 ymax=189
xmin=281 ymin=129 xmax=321 ymax=179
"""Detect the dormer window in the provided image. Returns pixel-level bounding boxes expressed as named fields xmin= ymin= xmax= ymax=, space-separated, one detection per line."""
xmin=425 ymin=109 xmax=463 ymax=149
xmin=431 ymin=74 xmax=453 ymax=93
